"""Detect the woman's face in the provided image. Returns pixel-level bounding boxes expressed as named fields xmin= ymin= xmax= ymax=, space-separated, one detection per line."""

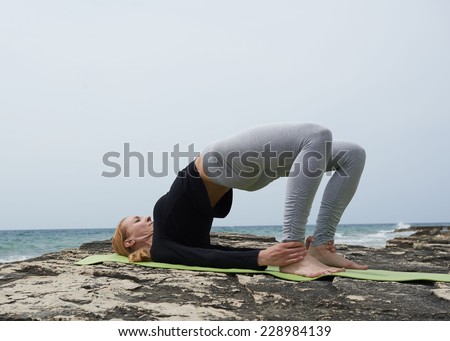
xmin=123 ymin=215 xmax=154 ymax=251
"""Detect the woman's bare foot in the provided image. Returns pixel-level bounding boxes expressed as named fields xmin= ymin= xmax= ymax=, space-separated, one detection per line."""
xmin=308 ymin=243 xmax=368 ymax=270
xmin=280 ymin=255 xmax=345 ymax=278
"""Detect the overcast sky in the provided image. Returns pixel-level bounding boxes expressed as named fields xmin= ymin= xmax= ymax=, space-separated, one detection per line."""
xmin=1 ymin=0 xmax=449 ymax=230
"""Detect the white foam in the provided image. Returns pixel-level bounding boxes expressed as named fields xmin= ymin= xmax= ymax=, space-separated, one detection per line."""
xmin=395 ymin=222 xmax=411 ymax=230
xmin=335 ymin=228 xmax=397 ymax=248
xmin=0 ymin=255 xmax=34 ymax=264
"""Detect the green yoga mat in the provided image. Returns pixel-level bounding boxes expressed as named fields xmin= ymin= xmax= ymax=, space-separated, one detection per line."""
xmin=76 ymin=254 xmax=450 ymax=283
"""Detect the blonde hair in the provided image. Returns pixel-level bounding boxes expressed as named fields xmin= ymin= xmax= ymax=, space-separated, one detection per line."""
xmin=112 ymin=217 xmax=151 ymax=262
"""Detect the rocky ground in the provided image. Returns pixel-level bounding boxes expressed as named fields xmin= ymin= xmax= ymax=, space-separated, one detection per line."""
xmin=0 ymin=226 xmax=449 ymax=321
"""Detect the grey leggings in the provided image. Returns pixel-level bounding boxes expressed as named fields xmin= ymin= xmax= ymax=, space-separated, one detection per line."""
xmin=201 ymin=122 xmax=366 ymax=246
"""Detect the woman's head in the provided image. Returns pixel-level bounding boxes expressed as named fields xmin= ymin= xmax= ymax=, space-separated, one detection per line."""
xmin=112 ymin=215 xmax=154 ymax=262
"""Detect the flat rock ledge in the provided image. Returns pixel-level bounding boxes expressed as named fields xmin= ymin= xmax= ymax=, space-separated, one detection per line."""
xmin=0 ymin=226 xmax=449 ymax=321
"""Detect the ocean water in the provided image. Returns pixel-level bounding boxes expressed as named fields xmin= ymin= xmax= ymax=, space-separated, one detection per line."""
xmin=0 ymin=222 xmax=447 ymax=263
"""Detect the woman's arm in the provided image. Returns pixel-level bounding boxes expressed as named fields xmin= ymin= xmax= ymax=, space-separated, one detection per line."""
xmin=151 ymin=238 xmax=307 ymax=270
xmin=151 ymin=238 xmax=265 ymax=270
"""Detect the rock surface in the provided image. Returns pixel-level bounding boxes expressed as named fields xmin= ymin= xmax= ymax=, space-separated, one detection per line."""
xmin=0 ymin=227 xmax=449 ymax=321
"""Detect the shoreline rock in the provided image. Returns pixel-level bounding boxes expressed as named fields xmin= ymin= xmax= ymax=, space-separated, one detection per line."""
xmin=0 ymin=226 xmax=449 ymax=321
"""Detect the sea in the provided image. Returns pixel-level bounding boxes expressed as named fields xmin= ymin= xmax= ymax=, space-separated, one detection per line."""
xmin=0 ymin=222 xmax=448 ymax=264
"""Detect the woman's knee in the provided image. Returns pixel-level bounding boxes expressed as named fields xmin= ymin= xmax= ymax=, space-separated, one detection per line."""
xmin=305 ymin=123 xmax=333 ymax=143
xmin=348 ymin=143 xmax=366 ymax=164
xmin=342 ymin=142 xmax=366 ymax=170
xmin=329 ymin=141 xmax=366 ymax=171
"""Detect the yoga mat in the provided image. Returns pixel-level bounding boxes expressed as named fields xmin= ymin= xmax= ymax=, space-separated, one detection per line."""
xmin=76 ymin=254 xmax=450 ymax=283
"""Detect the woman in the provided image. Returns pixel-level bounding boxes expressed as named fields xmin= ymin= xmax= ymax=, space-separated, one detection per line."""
xmin=112 ymin=122 xmax=367 ymax=278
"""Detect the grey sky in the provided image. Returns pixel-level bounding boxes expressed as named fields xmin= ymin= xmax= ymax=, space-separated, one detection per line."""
xmin=1 ymin=0 xmax=449 ymax=230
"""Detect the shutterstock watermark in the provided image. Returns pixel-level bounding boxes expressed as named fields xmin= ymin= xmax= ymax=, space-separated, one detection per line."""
xmin=101 ymin=142 xmax=349 ymax=179
xmin=102 ymin=143 xmax=198 ymax=178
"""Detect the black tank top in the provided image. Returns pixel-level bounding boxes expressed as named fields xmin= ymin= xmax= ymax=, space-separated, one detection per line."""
xmin=151 ymin=161 xmax=265 ymax=270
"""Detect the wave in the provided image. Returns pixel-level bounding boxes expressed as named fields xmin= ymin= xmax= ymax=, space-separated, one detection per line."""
xmin=395 ymin=222 xmax=411 ymax=230
xmin=0 ymin=255 xmax=36 ymax=263
xmin=335 ymin=229 xmax=394 ymax=248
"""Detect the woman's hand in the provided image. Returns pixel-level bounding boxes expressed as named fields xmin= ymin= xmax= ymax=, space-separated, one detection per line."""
xmin=305 ymin=236 xmax=337 ymax=253
xmin=257 ymin=242 xmax=308 ymax=267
